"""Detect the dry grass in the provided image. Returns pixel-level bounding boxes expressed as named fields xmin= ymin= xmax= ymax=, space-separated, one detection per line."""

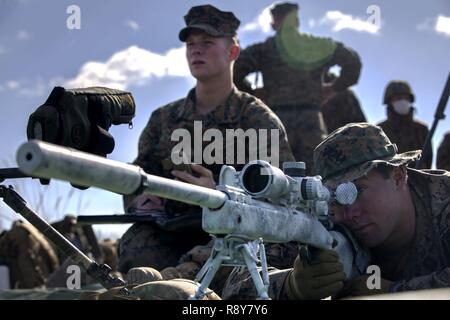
xmin=1 ymin=156 xmax=90 ymax=230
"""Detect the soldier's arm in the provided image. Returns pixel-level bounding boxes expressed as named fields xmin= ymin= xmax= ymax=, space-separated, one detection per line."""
xmin=389 ymin=203 xmax=450 ymax=292
xmin=123 ymin=110 xmax=164 ymax=211
xmin=329 ymin=43 xmax=362 ymax=92
xmin=233 ymin=43 xmax=264 ymax=95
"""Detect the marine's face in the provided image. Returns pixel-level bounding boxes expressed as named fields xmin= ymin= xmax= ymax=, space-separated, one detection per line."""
xmin=330 ymin=169 xmax=403 ymax=248
xmin=185 ymin=30 xmax=233 ymax=81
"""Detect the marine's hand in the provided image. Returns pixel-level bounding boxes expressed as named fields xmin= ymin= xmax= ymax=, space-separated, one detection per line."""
xmin=284 ymin=248 xmax=346 ymax=300
xmin=171 ymin=164 xmax=216 ymax=189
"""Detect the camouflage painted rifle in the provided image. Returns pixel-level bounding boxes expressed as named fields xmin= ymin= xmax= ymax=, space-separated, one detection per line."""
xmin=16 ymin=140 xmax=368 ymax=299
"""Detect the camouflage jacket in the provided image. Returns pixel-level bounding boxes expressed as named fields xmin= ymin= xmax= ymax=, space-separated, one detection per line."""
xmin=321 ymin=89 xmax=367 ymax=133
xmin=124 ymin=86 xmax=294 ymax=212
xmin=222 ymin=169 xmax=450 ymax=299
xmin=234 ymin=35 xmax=361 ymax=108
xmin=437 ymin=132 xmax=450 ymax=171
xmin=377 ymin=109 xmax=432 ymax=169
xmin=0 ymin=221 xmax=60 ymax=289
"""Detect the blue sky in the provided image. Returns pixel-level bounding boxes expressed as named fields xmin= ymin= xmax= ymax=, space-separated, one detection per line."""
xmin=0 ymin=0 xmax=449 ymax=237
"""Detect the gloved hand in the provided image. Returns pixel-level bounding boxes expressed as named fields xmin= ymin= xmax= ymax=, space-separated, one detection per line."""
xmin=284 ymin=248 xmax=346 ymax=300
xmin=126 ymin=267 xmax=163 ymax=285
xmin=340 ymin=275 xmax=392 ymax=298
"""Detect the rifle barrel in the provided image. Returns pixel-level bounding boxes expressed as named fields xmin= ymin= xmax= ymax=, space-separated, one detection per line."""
xmin=17 ymin=140 xmax=227 ymax=209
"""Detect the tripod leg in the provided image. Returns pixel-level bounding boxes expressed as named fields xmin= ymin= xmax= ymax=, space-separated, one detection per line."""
xmin=240 ymin=244 xmax=270 ymax=300
xmin=191 ymin=253 xmax=224 ymax=300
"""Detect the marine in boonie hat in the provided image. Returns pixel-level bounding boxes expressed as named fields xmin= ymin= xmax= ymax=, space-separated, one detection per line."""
xmin=313 ymin=122 xmax=422 ymax=188
xmin=179 ymin=5 xmax=240 ymax=42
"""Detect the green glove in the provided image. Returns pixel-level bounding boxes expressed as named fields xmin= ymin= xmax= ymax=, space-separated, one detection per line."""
xmin=284 ymin=248 xmax=346 ymax=300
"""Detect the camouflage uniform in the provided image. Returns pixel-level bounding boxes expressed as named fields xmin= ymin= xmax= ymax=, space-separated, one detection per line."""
xmin=437 ymin=132 xmax=450 ymax=171
xmin=0 ymin=220 xmax=59 ymax=289
xmin=223 ymin=123 xmax=450 ymax=299
xmin=377 ymin=80 xmax=432 ymax=169
xmin=51 ymin=215 xmax=102 ymax=262
xmin=119 ymin=87 xmax=294 ymax=273
xmin=321 ymin=88 xmax=366 ymax=133
xmin=234 ymin=4 xmax=361 ymax=173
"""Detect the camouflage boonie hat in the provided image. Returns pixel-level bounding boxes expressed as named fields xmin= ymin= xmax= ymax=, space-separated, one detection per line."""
xmin=383 ymin=80 xmax=415 ymax=104
xmin=314 ymin=123 xmax=422 ymax=188
xmin=179 ymin=5 xmax=240 ymax=42
xmin=270 ymin=2 xmax=299 ymax=19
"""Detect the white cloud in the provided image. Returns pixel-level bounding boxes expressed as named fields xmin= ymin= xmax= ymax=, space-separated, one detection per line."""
xmin=17 ymin=29 xmax=29 ymax=40
xmin=416 ymin=17 xmax=434 ymax=31
xmin=435 ymin=15 xmax=450 ymax=36
xmin=124 ymin=20 xmax=139 ymax=31
xmin=417 ymin=15 xmax=450 ymax=37
xmin=0 ymin=45 xmax=5 ymax=55
xmin=6 ymin=80 xmax=20 ymax=90
xmin=0 ymin=78 xmax=61 ymax=97
xmin=65 ymin=45 xmax=190 ymax=90
xmin=320 ymin=10 xmax=380 ymax=34
xmin=308 ymin=18 xmax=316 ymax=28
xmin=240 ymin=6 xmax=273 ymax=34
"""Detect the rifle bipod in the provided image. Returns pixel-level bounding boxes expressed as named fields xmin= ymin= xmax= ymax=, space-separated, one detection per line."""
xmin=191 ymin=234 xmax=270 ymax=300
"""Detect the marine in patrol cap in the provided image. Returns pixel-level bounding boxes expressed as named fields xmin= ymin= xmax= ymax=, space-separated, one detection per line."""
xmin=270 ymin=2 xmax=299 ymax=20
xmin=179 ymin=5 xmax=240 ymax=42
xmin=314 ymin=123 xmax=421 ymax=188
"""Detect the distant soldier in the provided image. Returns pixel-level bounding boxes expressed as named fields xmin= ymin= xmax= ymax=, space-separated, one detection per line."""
xmin=118 ymin=5 xmax=294 ymax=275
xmin=437 ymin=131 xmax=450 ymax=170
xmin=321 ymin=73 xmax=366 ymax=133
xmin=51 ymin=215 xmax=102 ymax=262
xmin=377 ymin=80 xmax=432 ymax=169
xmin=0 ymin=220 xmax=59 ymax=288
xmin=234 ymin=2 xmax=362 ymax=173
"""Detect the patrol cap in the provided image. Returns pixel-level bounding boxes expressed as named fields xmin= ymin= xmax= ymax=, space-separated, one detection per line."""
xmin=314 ymin=123 xmax=421 ymax=188
xmin=179 ymin=5 xmax=240 ymax=42
xmin=270 ymin=2 xmax=299 ymax=20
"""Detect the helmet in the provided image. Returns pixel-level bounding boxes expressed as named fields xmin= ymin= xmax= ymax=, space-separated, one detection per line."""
xmin=383 ymin=80 xmax=415 ymax=104
xmin=383 ymin=81 xmax=415 ymax=105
